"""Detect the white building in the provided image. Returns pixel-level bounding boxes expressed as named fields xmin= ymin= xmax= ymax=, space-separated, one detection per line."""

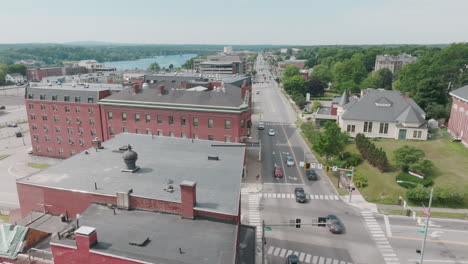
xmin=223 ymin=46 xmax=233 ymax=54
xmin=5 ymin=73 xmax=25 ymax=84
xmin=337 ymin=89 xmax=428 ymax=140
xmin=77 ymin=60 xmax=104 ymax=70
xmin=374 ymin=54 xmax=417 ymax=74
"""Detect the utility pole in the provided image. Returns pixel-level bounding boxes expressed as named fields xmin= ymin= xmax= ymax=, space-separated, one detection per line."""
xmin=348 ymin=167 xmax=355 ymax=202
xmin=419 ymin=187 xmax=434 ymax=264
xmin=261 ymin=220 xmax=265 ymax=264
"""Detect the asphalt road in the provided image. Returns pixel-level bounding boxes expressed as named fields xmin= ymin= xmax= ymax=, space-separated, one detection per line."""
xmin=250 ymin=54 xmax=383 ymax=264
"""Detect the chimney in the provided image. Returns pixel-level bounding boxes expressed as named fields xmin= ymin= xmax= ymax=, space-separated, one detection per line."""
xmin=75 ymin=226 xmax=97 ymax=251
xmin=131 ymin=84 xmax=140 ymax=94
xmin=159 ymin=85 xmax=165 ymax=95
xmin=91 ymin=137 xmax=102 ymax=149
xmin=180 ymin=181 xmax=197 ymax=219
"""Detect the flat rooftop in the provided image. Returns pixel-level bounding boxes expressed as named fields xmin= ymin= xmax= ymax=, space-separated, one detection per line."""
xmin=51 ymin=203 xmax=237 ymax=264
xmin=29 ymin=83 xmax=122 ymax=92
xmin=18 ymin=133 xmax=245 ymax=216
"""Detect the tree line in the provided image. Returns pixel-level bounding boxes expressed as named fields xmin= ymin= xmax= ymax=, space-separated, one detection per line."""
xmin=355 ymin=134 xmax=389 ymax=172
xmin=291 ymin=43 xmax=468 ymax=120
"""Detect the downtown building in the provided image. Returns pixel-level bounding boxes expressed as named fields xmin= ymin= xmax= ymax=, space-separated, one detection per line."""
xmin=16 ymin=133 xmax=253 ymax=264
xmin=25 ymin=74 xmax=252 ymax=158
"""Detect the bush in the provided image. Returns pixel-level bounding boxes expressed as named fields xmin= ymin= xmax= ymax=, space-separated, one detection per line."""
xmin=407 ymin=185 xmax=430 ymax=202
xmin=334 ymin=151 xmax=362 ymax=168
xmin=409 ymin=159 xmax=433 ymax=176
xmin=300 ymin=122 xmax=321 ymax=145
xmin=353 ymin=172 xmax=368 ymax=188
xmin=396 ymin=172 xmax=433 ymax=189
xmin=354 ymin=133 xmax=390 ymax=171
xmin=434 ymin=186 xmax=464 ymax=204
xmin=393 ymin=145 xmax=425 ymax=171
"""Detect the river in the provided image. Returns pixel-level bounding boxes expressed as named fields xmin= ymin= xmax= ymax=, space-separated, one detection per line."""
xmin=104 ymin=53 xmax=197 ymax=71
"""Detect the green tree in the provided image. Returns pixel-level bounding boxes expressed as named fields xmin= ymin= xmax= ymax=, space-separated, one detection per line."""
xmin=306 ymin=78 xmax=326 ymax=97
xmin=376 ymin=68 xmax=393 ymax=89
xmin=407 ymin=185 xmax=430 ymax=202
xmin=7 ymin=64 xmax=27 ymax=75
xmin=291 ymin=93 xmax=306 ymax=109
xmin=169 ymin=64 xmax=174 ymax=70
xmin=393 ymin=145 xmax=425 ymax=171
xmin=251 ymin=69 xmax=257 ymax=77
xmin=409 ymin=159 xmax=433 ymax=176
xmin=282 ymin=75 xmax=307 ymax=95
xmin=148 ymin=62 xmax=161 ymax=71
xmin=283 ymin=65 xmax=300 ymax=78
xmin=332 ymin=53 xmax=367 ymax=92
xmin=310 ymin=64 xmax=333 ymax=84
xmin=313 ymin=121 xmax=349 ymax=160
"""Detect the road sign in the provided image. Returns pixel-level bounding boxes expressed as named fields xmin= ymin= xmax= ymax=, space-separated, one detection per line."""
xmin=299 ymin=161 xmax=304 ymax=167
xmin=417 ymin=230 xmax=425 ymax=234
xmin=258 ymin=113 xmax=263 ymax=116
xmin=264 ymin=227 xmax=272 ymax=231
xmin=311 ymin=163 xmax=316 ymax=169
xmin=245 ymin=142 xmax=260 ymax=147
xmin=422 ymin=208 xmax=431 ymax=217
xmin=332 ymin=166 xmax=338 ymax=172
xmin=346 ymin=173 xmax=353 ymax=176
xmin=317 ymin=164 xmax=323 ymax=170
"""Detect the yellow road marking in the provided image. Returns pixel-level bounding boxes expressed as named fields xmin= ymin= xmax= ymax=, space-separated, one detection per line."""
xmin=391 ymin=236 xmax=468 ymax=246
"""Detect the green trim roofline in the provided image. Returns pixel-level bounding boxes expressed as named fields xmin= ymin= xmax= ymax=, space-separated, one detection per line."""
xmin=98 ymin=99 xmax=250 ymax=114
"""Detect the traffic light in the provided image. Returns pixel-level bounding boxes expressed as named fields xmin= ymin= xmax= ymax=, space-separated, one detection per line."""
xmin=318 ymin=217 xmax=326 ymax=227
xmin=295 ymin=218 xmax=301 ymax=228
xmin=326 ymin=166 xmax=330 ymax=172
xmin=305 ymin=162 xmax=311 ymax=170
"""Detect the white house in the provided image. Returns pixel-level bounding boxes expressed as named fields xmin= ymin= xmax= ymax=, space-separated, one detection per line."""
xmin=5 ymin=73 xmax=25 ymax=84
xmin=337 ymin=89 xmax=428 ymax=140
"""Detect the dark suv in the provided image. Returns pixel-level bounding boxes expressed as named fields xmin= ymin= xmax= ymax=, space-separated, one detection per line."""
xmin=294 ymin=187 xmax=306 ymax=203
xmin=306 ymin=169 xmax=317 ymax=180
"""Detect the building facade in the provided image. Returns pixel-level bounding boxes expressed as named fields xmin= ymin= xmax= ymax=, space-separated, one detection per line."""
xmin=337 ymin=89 xmax=428 ymax=140
xmin=448 ymin=85 xmax=468 ymax=146
xmin=27 ymin=67 xmax=64 ymax=82
xmin=5 ymin=73 xmax=25 ymax=84
xmin=25 ymin=84 xmax=111 ymax=158
xmin=374 ymin=54 xmax=418 ymax=73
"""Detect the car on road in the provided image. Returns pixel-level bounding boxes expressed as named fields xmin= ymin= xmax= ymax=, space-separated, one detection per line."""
xmin=258 ymin=122 xmax=265 ymax=130
xmin=7 ymin=123 xmax=18 ymax=128
xmin=273 ymin=164 xmax=283 ymax=178
xmin=256 ymin=91 xmax=260 ymax=94
xmin=0 ymin=106 xmax=5 ymax=110
xmin=294 ymin=187 xmax=306 ymax=203
xmin=326 ymin=215 xmax=344 ymax=234
xmin=286 ymin=155 xmax=294 ymax=166
xmin=286 ymin=254 xmax=299 ymax=264
xmin=268 ymin=129 xmax=275 ymax=136
xmin=306 ymin=169 xmax=317 ymax=180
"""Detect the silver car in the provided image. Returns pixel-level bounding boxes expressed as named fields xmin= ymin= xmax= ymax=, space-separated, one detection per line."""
xmin=286 ymin=155 xmax=295 ymax=166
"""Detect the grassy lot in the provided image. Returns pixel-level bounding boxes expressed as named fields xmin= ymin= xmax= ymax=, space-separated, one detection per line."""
xmin=27 ymin=163 xmax=51 ymax=169
xmin=348 ymin=132 xmax=468 ymax=208
xmin=311 ymin=91 xmax=341 ymax=101
xmin=0 ymin=154 xmax=10 ymax=160
xmin=379 ymin=209 xmax=468 ymax=220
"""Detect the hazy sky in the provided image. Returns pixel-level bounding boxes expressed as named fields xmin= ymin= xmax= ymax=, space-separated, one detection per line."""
xmin=1 ymin=0 xmax=467 ymax=45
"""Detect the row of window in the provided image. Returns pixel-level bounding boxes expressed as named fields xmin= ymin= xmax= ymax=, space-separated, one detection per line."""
xmin=34 ymin=146 xmax=73 ymax=156
xmin=346 ymin=122 xmax=389 ymax=134
xmin=31 ymin=115 xmax=95 ymax=125
xmin=29 ymin=104 xmax=95 ymax=114
xmin=108 ymin=127 xmax=232 ymax=142
xmin=31 ymin=124 xmax=97 ymax=136
xmin=108 ymin=111 xmax=244 ymax=129
xmin=33 ymin=135 xmax=87 ymax=146
xmin=28 ymin=94 xmax=95 ymax=103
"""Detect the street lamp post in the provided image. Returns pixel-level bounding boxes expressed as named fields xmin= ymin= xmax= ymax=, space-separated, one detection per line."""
xmin=396 ymin=180 xmax=434 ymax=264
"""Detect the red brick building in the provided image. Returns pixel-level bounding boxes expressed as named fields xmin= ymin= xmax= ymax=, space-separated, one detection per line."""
xmin=16 ymin=133 xmax=251 ymax=263
xmin=278 ymin=59 xmax=306 ymax=68
xmin=25 ymin=84 xmax=111 ymax=158
xmin=448 ymin=85 xmax=468 ymax=146
xmin=27 ymin=67 xmax=64 ymax=82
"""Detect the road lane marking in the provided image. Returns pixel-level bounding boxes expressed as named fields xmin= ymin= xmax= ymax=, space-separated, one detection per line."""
xmin=280 ymin=248 xmax=287 ymax=257
xmin=318 ymin=257 xmax=325 ymax=264
xmin=326 ymin=258 xmax=332 ymax=264
xmin=384 ymin=215 xmax=393 ymax=237
xmin=267 ymin=246 xmax=274 ymax=255
xmin=278 ymin=124 xmax=305 ymax=184
xmin=305 ymin=254 xmax=311 ymax=263
xmin=299 ymin=252 xmax=305 ymax=261
xmin=391 ymin=235 xmax=468 ymax=246
xmin=286 ymin=250 xmax=293 ymax=257
xmin=312 ymin=255 xmax=318 ymax=264
xmin=273 ymin=247 xmax=281 ymax=256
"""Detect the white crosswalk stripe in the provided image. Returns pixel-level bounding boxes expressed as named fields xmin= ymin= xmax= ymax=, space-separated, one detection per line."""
xmin=265 ymin=245 xmax=353 ymax=264
xmin=261 ymin=193 xmax=342 ymax=201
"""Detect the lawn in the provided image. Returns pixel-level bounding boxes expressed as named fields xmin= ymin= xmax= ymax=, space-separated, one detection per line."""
xmin=349 ymin=131 xmax=468 ymax=208
xmin=311 ymin=91 xmax=341 ymax=101
xmin=27 ymin=163 xmax=51 ymax=169
xmin=379 ymin=209 xmax=468 ymax=220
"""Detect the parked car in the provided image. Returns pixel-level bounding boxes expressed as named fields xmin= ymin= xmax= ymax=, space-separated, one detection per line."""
xmin=294 ymin=187 xmax=306 ymax=203
xmin=256 ymin=91 xmax=260 ymax=94
xmin=268 ymin=129 xmax=275 ymax=136
xmin=0 ymin=106 xmax=5 ymax=110
xmin=258 ymin=122 xmax=265 ymax=130
xmin=273 ymin=164 xmax=283 ymax=178
xmin=286 ymin=155 xmax=295 ymax=166
xmin=326 ymin=215 xmax=344 ymax=234
xmin=285 ymin=254 xmax=299 ymax=264
xmin=7 ymin=123 xmax=18 ymax=128
xmin=306 ymin=169 xmax=317 ymax=180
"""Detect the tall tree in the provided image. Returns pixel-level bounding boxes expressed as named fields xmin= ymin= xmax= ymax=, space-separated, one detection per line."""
xmin=376 ymin=68 xmax=393 ymax=89
xmin=282 ymin=75 xmax=307 ymax=95
xmin=283 ymin=65 xmax=300 ymax=78
xmin=313 ymin=121 xmax=349 ymax=160
xmin=148 ymin=62 xmax=161 ymax=71
xmin=306 ymin=78 xmax=326 ymax=97
xmin=310 ymin=64 xmax=333 ymax=84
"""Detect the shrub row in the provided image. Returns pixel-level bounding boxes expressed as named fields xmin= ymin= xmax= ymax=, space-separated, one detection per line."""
xmin=355 ymin=134 xmax=390 ymax=172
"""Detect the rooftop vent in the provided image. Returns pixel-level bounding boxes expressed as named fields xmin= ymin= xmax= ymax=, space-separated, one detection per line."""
xmin=208 ymin=155 xmax=219 ymax=161
xmin=129 ymin=237 xmax=150 ymax=247
xmin=121 ymin=144 xmax=140 ymax=173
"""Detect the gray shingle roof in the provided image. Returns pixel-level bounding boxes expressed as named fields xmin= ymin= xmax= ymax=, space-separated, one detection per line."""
xmin=7 ymin=73 xmax=22 ymax=77
xmin=449 ymin=85 xmax=468 ymax=102
xmin=51 ymin=204 xmax=237 ymax=264
xmin=341 ymin=89 xmax=426 ymax=123
xmin=99 ymin=84 xmax=247 ymax=110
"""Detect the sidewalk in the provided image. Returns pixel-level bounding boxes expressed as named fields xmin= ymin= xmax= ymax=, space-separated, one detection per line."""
xmin=241 ymin=111 xmax=263 ymax=194
xmin=342 ymin=188 xmax=468 ymax=216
